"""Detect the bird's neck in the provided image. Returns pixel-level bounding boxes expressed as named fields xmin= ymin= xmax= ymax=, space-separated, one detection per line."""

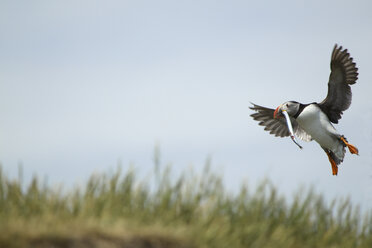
xmin=293 ymin=103 xmax=309 ymax=119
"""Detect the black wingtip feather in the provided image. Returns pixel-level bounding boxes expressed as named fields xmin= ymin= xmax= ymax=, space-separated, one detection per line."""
xmin=319 ymin=44 xmax=358 ymax=123
xmin=331 ymin=44 xmax=358 ymax=86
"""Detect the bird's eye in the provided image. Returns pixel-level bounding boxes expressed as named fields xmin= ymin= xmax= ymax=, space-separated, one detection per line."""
xmin=286 ymin=103 xmax=289 ymax=107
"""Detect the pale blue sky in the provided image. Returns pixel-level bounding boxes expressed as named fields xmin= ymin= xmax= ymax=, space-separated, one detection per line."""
xmin=1 ymin=1 xmax=372 ymax=210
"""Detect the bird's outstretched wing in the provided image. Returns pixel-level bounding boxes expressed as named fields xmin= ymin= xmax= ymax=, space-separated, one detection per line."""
xmin=318 ymin=44 xmax=358 ymax=123
xmin=250 ymin=103 xmax=312 ymax=141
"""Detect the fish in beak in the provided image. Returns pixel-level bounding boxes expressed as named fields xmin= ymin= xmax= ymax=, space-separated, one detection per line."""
xmin=273 ymin=104 xmax=303 ymax=149
xmin=282 ymin=110 xmax=303 ymax=149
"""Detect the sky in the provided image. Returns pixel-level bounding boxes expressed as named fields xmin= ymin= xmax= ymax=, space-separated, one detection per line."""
xmin=1 ymin=1 xmax=372 ymax=210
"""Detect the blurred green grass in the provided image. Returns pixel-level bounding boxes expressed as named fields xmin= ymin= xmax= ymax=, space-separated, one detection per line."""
xmin=0 ymin=159 xmax=371 ymax=248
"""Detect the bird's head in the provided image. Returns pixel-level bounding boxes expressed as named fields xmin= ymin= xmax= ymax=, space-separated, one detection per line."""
xmin=273 ymin=101 xmax=300 ymax=119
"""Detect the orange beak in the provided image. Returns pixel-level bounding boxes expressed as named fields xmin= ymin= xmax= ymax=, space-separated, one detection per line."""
xmin=273 ymin=106 xmax=280 ymax=118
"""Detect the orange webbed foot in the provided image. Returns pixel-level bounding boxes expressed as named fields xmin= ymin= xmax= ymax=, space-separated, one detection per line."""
xmin=325 ymin=151 xmax=338 ymax=176
xmin=340 ymin=137 xmax=359 ymax=155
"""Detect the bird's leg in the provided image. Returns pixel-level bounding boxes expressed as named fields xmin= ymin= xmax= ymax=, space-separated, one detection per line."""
xmin=340 ymin=136 xmax=359 ymax=155
xmin=325 ymin=151 xmax=338 ymax=176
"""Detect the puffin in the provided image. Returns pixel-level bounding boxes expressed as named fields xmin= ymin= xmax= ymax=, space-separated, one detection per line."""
xmin=250 ymin=44 xmax=359 ymax=175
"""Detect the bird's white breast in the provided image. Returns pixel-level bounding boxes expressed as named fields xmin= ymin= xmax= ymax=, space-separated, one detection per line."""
xmin=296 ymin=104 xmax=340 ymax=151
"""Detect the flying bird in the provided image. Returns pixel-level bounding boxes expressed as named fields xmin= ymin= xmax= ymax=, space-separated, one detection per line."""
xmin=250 ymin=44 xmax=359 ymax=175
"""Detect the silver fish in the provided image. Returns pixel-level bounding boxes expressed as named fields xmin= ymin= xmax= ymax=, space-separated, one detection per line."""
xmin=282 ymin=111 xmax=303 ymax=149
